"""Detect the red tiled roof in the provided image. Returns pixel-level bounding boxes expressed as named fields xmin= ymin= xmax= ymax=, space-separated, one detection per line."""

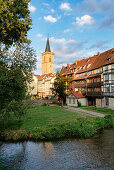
xmin=89 ymin=48 xmax=114 ymax=70
xmin=60 ymin=48 xmax=114 ymax=76
xmin=34 ymin=73 xmax=55 ymax=81
xmin=34 ymin=74 xmax=41 ymax=79
xmin=68 ymin=91 xmax=85 ymax=98
xmin=60 ymin=55 xmax=97 ymax=75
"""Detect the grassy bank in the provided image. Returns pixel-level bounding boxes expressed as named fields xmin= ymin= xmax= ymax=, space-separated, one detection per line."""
xmin=80 ymin=107 xmax=114 ymax=117
xmin=0 ymin=106 xmax=113 ymax=141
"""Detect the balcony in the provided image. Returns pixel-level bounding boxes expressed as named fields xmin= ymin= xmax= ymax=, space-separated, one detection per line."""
xmin=86 ymin=91 xmax=103 ymax=98
xmin=87 ymin=81 xmax=103 ymax=87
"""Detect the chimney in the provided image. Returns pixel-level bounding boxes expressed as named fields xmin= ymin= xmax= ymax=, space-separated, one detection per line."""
xmin=67 ymin=64 xmax=70 ymax=68
xmin=62 ymin=66 xmax=65 ymax=70
xmin=75 ymin=60 xmax=78 ymax=65
xmin=97 ymin=52 xmax=100 ymax=56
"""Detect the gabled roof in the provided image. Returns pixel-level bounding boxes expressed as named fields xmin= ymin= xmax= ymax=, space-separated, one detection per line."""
xmin=60 ymin=55 xmax=97 ymax=75
xmin=60 ymin=48 xmax=114 ymax=76
xmin=68 ymin=91 xmax=85 ymax=98
xmin=89 ymin=48 xmax=114 ymax=70
xmin=34 ymin=74 xmax=45 ymax=80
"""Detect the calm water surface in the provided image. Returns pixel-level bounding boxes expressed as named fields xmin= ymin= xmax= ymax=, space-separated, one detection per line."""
xmin=0 ymin=129 xmax=114 ymax=170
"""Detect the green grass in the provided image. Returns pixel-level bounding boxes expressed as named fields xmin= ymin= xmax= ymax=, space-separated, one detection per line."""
xmin=0 ymin=105 xmax=113 ymax=141
xmin=80 ymin=107 xmax=114 ymax=117
xmin=0 ymin=105 xmax=93 ymax=131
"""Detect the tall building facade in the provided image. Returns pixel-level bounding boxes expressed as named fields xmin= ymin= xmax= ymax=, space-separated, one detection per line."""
xmin=42 ymin=38 xmax=54 ymax=75
xmin=60 ymin=48 xmax=114 ymax=109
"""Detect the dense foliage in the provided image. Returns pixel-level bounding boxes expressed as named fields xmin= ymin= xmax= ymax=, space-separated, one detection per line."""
xmin=0 ymin=0 xmax=36 ymax=119
xmin=0 ymin=45 xmax=37 ymax=119
xmin=0 ymin=0 xmax=32 ymax=46
xmin=53 ymin=72 xmax=70 ymax=105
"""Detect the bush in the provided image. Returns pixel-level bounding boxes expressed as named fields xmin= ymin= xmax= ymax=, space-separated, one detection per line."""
xmin=77 ymin=100 xmax=82 ymax=107
xmin=1 ymin=115 xmax=113 ymax=142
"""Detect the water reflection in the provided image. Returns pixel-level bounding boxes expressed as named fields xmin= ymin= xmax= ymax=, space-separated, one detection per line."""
xmin=0 ymin=129 xmax=114 ymax=170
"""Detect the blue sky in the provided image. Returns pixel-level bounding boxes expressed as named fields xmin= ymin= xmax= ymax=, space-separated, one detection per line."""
xmin=28 ymin=0 xmax=114 ymax=75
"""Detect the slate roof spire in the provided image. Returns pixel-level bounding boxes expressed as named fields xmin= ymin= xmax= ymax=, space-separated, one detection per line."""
xmin=45 ymin=36 xmax=51 ymax=52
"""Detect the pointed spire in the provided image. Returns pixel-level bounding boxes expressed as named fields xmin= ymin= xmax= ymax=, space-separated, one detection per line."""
xmin=45 ymin=36 xmax=51 ymax=52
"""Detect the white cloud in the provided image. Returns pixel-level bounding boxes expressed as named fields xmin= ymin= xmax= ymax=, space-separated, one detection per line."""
xmin=37 ymin=34 xmax=42 ymax=38
xmin=44 ymin=15 xmax=57 ymax=23
xmin=51 ymin=9 xmax=55 ymax=13
xmin=50 ymin=37 xmax=76 ymax=45
xmin=60 ymin=3 xmax=72 ymax=11
xmin=76 ymin=15 xmax=94 ymax=26
xmin=28 ymin=4 xmax=36 ymax=13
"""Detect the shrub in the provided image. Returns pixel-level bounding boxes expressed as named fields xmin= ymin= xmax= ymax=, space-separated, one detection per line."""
xmin=104 ymin=115 xmax=113 ymax=127
xmin=1 ymin=115 xmax=113 ymax=142
xmin=77 ymin=100 xmax=82 ymax=107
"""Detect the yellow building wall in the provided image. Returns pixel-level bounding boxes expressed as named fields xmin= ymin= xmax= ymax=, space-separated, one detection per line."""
xmin=42 ymin=52 xmax=54 ymax=75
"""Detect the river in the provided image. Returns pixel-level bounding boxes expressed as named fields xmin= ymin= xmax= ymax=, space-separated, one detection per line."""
xmin=0 ymin=129 xmax=114 ymax=170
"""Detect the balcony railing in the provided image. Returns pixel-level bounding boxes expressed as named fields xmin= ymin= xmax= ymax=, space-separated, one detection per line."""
xmin=87 ymin=81 xmax=103 ymax=87
xmin=86 ymin=91 xmax=103 ymax=97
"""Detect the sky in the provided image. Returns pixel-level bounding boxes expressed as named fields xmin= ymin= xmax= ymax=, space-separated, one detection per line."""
xmin=28 ymin=0 xmax=114 ymax=75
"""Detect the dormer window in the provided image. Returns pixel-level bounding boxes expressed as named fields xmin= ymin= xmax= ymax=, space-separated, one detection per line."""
xmin=107 ymin=57 xmax=111 ymax=61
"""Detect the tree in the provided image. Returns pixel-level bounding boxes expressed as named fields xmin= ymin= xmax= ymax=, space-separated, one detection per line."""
xmin=0 ymin=0 xmax=32 ymax=46
xmin=0 ymin=45 xmax=37 ymax=119
xmin=0 ymin=0 xmax=36 ymax=119
xmin=53 ymin=72 xmax=70 ymax=106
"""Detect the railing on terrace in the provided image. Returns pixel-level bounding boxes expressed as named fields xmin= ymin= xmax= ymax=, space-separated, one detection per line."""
xmin=86 ymin=91 xmax=104 ymax=97
xmin=87 ymin=81 xmax=103 ymax=87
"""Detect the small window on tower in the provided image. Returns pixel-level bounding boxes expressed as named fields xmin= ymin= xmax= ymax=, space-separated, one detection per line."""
xmin=49 ymin=57 xmax=51 ymax=62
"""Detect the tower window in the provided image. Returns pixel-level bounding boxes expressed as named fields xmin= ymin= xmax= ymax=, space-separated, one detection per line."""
xmin=49 ymin=57 xmax=51 ymax=62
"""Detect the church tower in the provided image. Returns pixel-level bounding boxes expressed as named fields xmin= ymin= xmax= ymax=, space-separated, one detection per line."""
xmin=42 ymin=38 xmax=54 ymax=75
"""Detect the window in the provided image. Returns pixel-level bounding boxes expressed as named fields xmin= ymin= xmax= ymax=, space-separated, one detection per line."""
xmin=73 ymin=99 xmax=75 ymax=104
xmin=69 ymin=98 xmax=71 ymax=104
xmin=97 ymin=77 xmax=100 ymax=82
xmin=105 ymin=86 xmax=110 ymax=92
xmin=94 ymin=88 xmax=97 ymax=92
xmin=105 ymin=66 xmax=108 ymax=70
xmin=111 ymin=86 xmax=114 ymax=93
xmin=105 ymin=74 xmax=109 ymax=81
xmin=111 ymin=74 xmax=114 ymax=80
xmin=75 ymin=88 xmax=78 ymax=91
xmin=49 ymin=57 xmax=51 ymax=62
xmin=94 ymin=78 xmax=97 ymax=82
xmin=97 ymin=69 xmax=100 ymax=73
